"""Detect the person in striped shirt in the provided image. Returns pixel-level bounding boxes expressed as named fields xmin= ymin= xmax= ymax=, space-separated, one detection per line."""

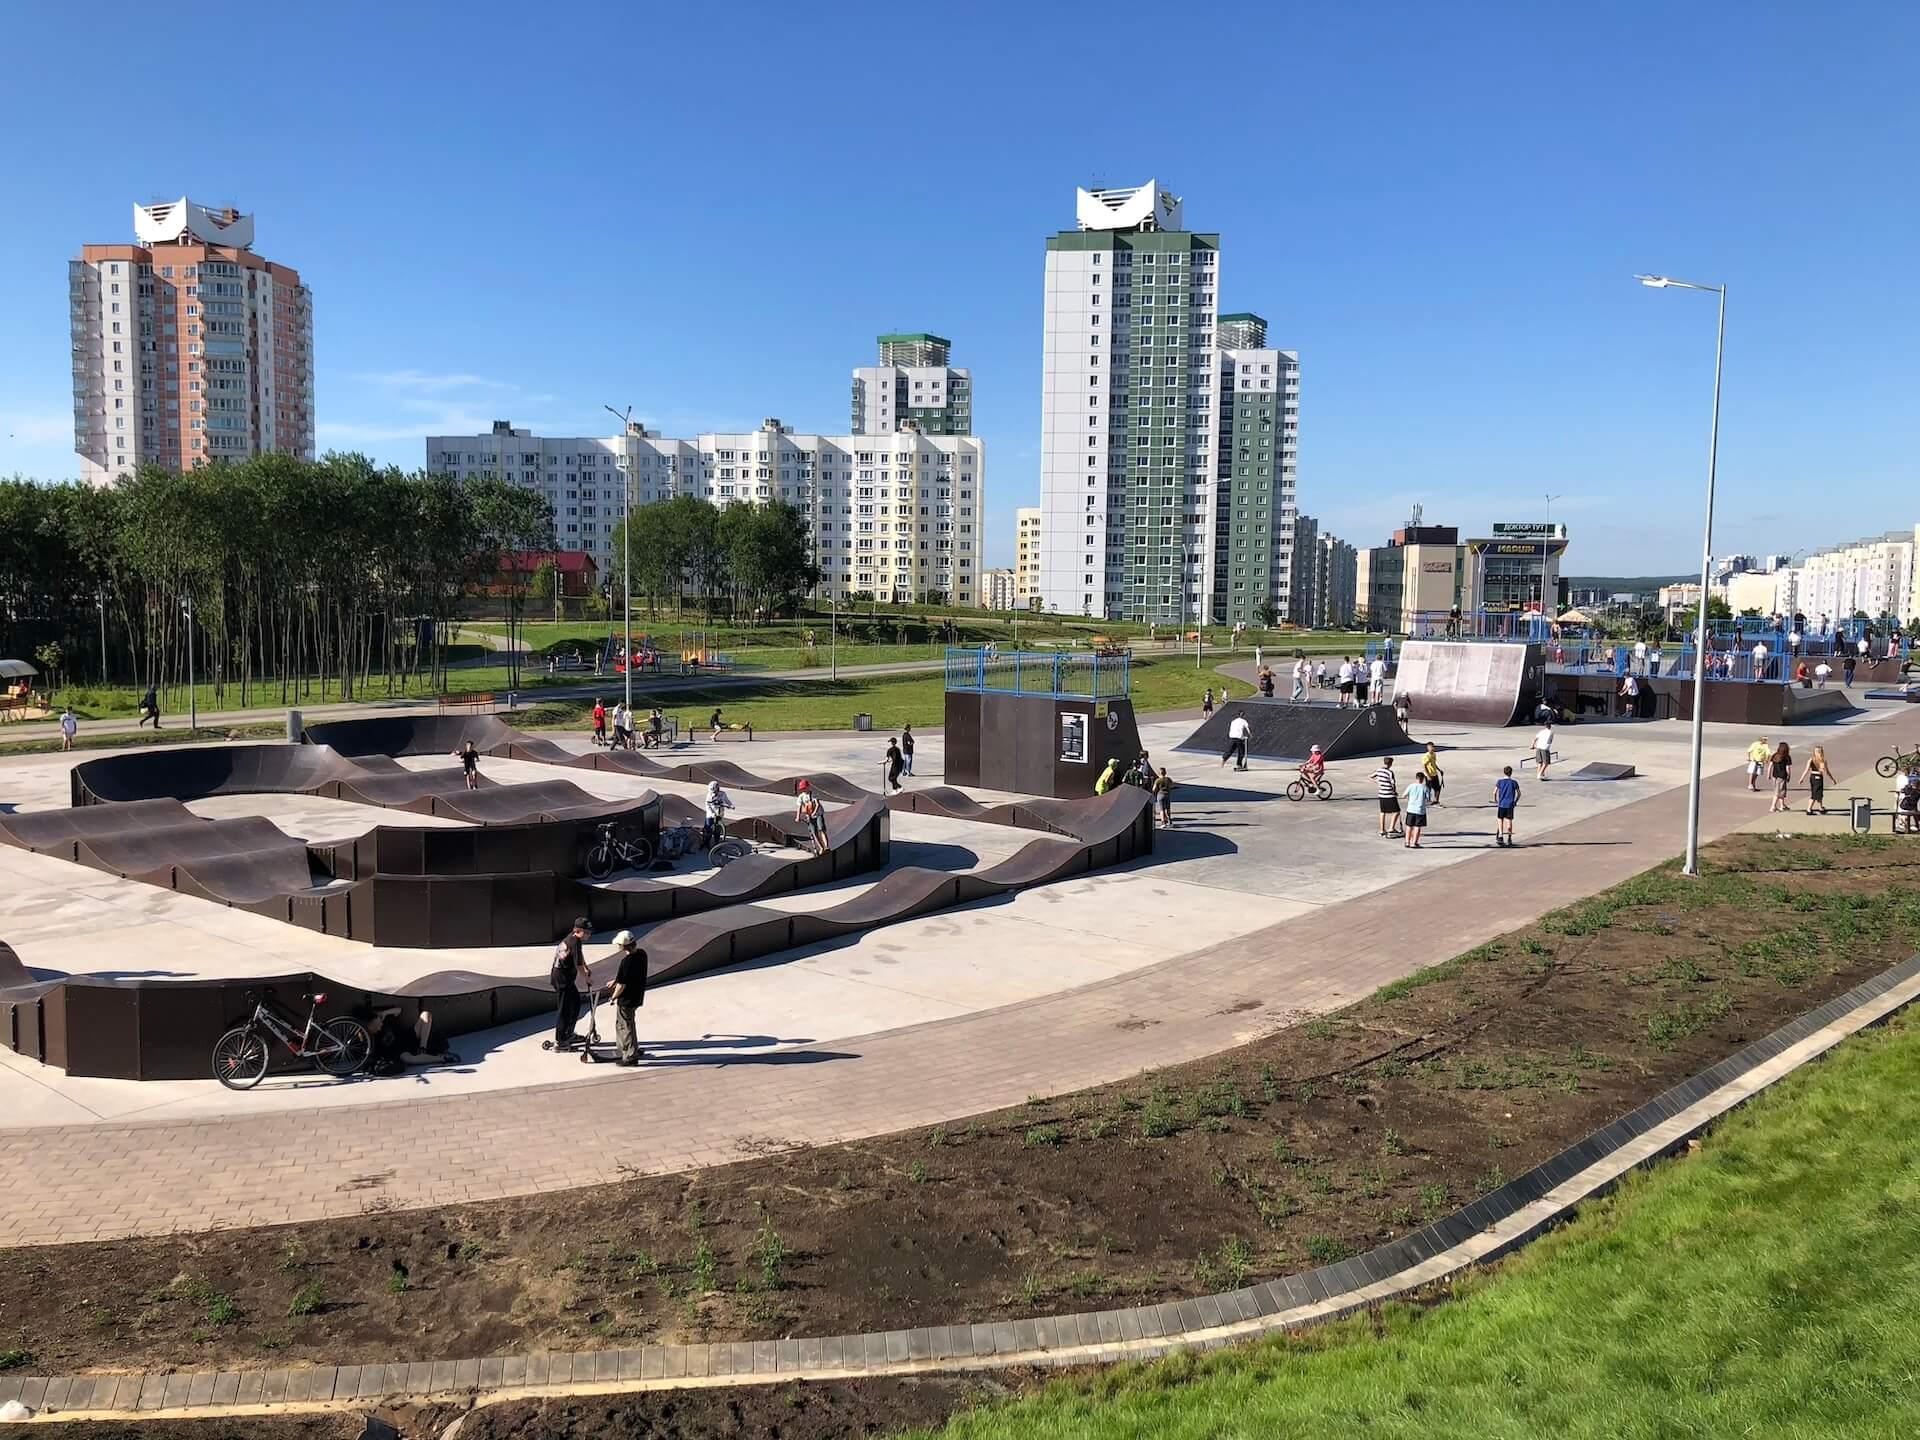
xmin=1372 ymin=756 xmax=1402 ymax=838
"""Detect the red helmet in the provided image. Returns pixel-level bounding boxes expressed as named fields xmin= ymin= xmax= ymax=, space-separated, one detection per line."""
xmin=796 ymin=778 xmax=811 ymax=791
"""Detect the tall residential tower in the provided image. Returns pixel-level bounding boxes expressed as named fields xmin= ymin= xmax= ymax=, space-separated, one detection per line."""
xmin=71 ymin=198 xmax=314 ymax=485
xmin=1210 ymin=312 xmax=1300 ymax=626
xmin=1038 ymin=182 xmax=1220 ymax=621
xmin=851 ymin=333 xmax=971 ymax=436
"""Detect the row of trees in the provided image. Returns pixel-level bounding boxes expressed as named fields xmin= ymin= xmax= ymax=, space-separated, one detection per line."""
xmin=0 ymin=466 xmax=834 ymax=706
xmin=0 ymin=458 xmax=553 ymax=705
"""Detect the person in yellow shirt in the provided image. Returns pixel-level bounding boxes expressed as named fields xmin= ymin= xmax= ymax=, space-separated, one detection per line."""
xmin=1746 ymin=736 xmax=1772 ymax=793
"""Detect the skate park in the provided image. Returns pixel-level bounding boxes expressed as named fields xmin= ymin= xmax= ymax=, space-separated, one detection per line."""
xmin=1 ymin=638 xmax=1908 ymax=1144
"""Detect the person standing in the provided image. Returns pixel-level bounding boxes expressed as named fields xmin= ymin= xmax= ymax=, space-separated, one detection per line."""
xmin=1768 ymin=742 xmax=1793 ymax=813
xmin=1618 ymin=669 xmax=1641 ymax=717
xmin=606 ymin=928 xmax=648 ymax=1066
xmin=1799 ymin=745 xmax=1836 ymax=816
xmin=591 ymin=699 xmax=608 ymax=748
xmin=1337 ymin=657 xmax=1356 ymax=708
xmin=1420 ymin=742 xmax=1444 ymax=804
xmin=1532 ymin=720 xmax=1555 ymax=781
xmin=1493 ymin=765 xmax=1521 ymax=847
xmin=794 ymin=779 xmax=829 ymax=855
xmin=1095 ymin=756 xmax=1121 ymax=794
xmin=1647 ymin=642 xmax=1662 ymax=677
xmin=1394 ymin=687 xmax=1412 ymax=735
xmin=1403 ymin=772 xmax=1431 ymax=849
xmin=138 ymin=684 xmax=161 ymax=730
xmin=1221 ymin=712 xmax=1252 ymax=771
xmin=885 ymin=738 xmax=905 ymax=793
xmin=59 ymin=705 xmax=78 ymax=752
xmin=1369 ymin=653 xmax=1388 ymax=704
xmin=1291 ymin=654 xmax=1308 ymax=702
xmin=1353 ymin=657 xmax=1371 ymax=707
xmin=615 ymin=701 xmax=634 ymax=751
xmin=1372 ymin=756 xmax=1402 ymax=837
xmin=1898 ymin=767 xmax=1919 ymax=835
xmin=1633 ymin=638 xmax=1648 ymax=674
xmin=1814 ymin=661 xmax=1832 ymax=688
xmin=1201 ymin=687 xmax=1215 ymax=719
xmin=900 ymin=723 xmax=916 ymax=776
xmin=550 ymin=917 xmax=592 ymax=1053
xmin=1750 ymin=638 xmax=1769 ymax=680
xmin=1843 ymin=651 xmax=1857 ymax=687
xmin=1746 ymin=736 xmax=1771 ymax=792
xmin=1151 ymin=767 xmax=1174 ymax=829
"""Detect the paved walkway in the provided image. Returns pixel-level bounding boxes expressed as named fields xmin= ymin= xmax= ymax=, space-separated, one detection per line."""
xmin=1 ymin=707 xmax=1904 ymax=1245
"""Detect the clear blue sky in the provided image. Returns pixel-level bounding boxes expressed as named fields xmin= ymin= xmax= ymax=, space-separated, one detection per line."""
xmin=2 ymin=2 xmax=1913 ymax=574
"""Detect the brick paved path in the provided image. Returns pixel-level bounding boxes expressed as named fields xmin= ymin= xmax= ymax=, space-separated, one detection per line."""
xmin=1 ymin=710 xmax=1900 ymax=1245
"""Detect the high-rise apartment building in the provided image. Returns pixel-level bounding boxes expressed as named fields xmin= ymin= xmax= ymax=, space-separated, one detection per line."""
xmin=1038 ymin=181 xmax=1220 ymax=621
xmin=428 ymin=418 xmax=982 ymax=606
xmin=71 ymin=198 xmax=313 ymax=485
xmin=851 ymin=334 xmax=971 ymax=436
xmin=1210 ymin=316 xmax=1300 ymax=626
xmin=1014 ymin=506 xmax=1042 ymax=607
xmin=983 ymin=568 xmax=1019 ymax=611
xmin=1318 ymin=533 xmax=1358 ymax=627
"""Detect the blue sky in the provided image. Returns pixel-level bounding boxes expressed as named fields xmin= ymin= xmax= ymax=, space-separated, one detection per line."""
xmin=2 ymin=2 xmax=1913 ymax=574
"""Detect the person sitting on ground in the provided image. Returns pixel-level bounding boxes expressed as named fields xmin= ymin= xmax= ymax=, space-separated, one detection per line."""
xmin=367 ymin=1004 xmax=456 ymax=1074
xmin=794 ymin=779 xmax=829 ymax=856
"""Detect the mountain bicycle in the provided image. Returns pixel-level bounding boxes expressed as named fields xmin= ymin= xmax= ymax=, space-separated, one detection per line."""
xmin=211 ymin=989 xmax=371 ymax=1091
xmin=1874 ymin=743 xmax=1920 ymax=779
xmin=583 ymin=821 xmax=655 ymax=879
xmin=702 ymin=811 xmax=754 ymax=866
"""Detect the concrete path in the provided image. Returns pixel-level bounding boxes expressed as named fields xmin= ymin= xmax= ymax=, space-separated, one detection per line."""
xmin=1 ymin=703 xmax=1906 ymax=1245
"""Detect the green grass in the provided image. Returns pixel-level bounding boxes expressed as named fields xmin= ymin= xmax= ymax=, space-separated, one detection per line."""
xmin=911 ymin=1008 xmax=1920 ymax=1439
xmin=0 ymin=722 xmax=285 ymax=758
xmin=522 ymin=655 xmax=1253 ymax=737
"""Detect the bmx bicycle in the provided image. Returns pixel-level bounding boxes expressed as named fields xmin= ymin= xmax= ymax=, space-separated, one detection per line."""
xmin=1874 ymin=743 xmax=1920 ymax=779
xmin=211 ymin=989 xmax=371 ymax=1091
xmin=1286 ymin=775 xmax=1334 ymax=802
xmin=651 ymin=815 xmax=755 ymax=867
xmin=583 ymin=821 xmax=655 ymax=879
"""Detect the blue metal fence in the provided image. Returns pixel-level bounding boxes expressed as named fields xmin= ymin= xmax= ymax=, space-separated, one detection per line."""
xmin=943 ymin=646 xmax=1131 ymax=699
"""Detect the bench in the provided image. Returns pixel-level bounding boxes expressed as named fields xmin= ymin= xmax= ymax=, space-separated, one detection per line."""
xmin=437 ymin=692 xmax=496 ymax=714
xmin=707 ymin=722 xmax=755 ymax=742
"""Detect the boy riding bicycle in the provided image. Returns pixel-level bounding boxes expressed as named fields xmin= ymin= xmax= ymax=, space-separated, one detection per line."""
xmin=702 ymin=779 xmax=735 ymax=849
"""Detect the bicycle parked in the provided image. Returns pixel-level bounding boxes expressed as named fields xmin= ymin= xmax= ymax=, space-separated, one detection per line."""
xmin=211 ymin=988 xmax=371 ymax=1091
xmin=583 ymin=821 xmax=655 ymax=879
xmin=647 ymin=820 xmax=755 ymax=867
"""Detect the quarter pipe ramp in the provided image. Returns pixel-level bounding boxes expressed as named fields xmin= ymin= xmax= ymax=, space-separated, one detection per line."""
xmin=1394 ymin=641 xmax=1544 ymax=727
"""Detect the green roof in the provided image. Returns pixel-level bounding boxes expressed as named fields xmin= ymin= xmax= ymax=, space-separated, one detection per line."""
xmin=1218 ymin=312 xmax=1266 ymax=324
xmin=877 ymin=332 xmax=951 ymax=346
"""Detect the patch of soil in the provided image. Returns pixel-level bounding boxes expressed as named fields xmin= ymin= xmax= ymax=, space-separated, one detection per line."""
xmin=7 ymin=834 xmax=1916 ymax=1385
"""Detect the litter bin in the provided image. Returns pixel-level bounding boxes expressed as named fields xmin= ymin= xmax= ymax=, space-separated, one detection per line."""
xmin=854 ymin=713 xmax=873 ymax=732
xmin=287 ymin=708 xmax=303 ymax=742
xmin=1851 ymin=796 xmax=1874 ymax=833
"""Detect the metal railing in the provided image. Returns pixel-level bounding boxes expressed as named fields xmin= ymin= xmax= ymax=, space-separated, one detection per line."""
xmin=943 ymin=646 xmax=1131 ymax=699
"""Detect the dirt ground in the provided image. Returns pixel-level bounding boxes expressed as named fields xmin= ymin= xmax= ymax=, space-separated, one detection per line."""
xmin=6 ymin=833 xmax=1914 ymax=1393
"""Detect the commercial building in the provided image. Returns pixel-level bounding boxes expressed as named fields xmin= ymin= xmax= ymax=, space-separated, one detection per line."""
xmin=1209 ymin=312 xmax=1301 ymax=627
xmin=983 ymin=568 xmax=1019 ymax=611
xmin=1015 ymin=506 xmax=1042 ymax=606
xmin=1355 ymin=511 xmax=1466 ymax=635
xmin=428 ymin=418 xmax=982 ymax=606
xmin=1462 ymin=522 xmax=1569 ymax=620
xmin=71 ymin=198 xmax=314 ymax=485
xmin=1037 ymin=180 xmax=1221 ymax=623
xmin=851 ymin=334 xmax=971 ymax=436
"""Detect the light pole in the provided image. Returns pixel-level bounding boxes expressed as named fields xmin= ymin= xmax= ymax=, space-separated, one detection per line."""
xmin=1540 ymin=492 xmax=1564 ymax=634
xmin=1636 ymin=273 xmax=1727 ymax=877
xmin=830 ymin=591 xmax=838 ymax=680
xmin=604 ymin=404 xmax=635 ymax=721
xmin=182 ymin=593 xmax=196 ymax=731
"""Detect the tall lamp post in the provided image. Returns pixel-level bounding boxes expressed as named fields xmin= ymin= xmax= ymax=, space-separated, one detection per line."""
xmin=1539 ymin=492 xmax=1564 ymax=636
xmin=603 ymin=405 xmax=636 ymax=720
xmin=182 ymin=593 xmax=196 ymax=731
xmin=1636 ymin=273 xmax=1727 ymax=878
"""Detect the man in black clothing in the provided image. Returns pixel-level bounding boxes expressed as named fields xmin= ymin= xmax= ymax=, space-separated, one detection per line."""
xmin=607 ymin=928 xmax=649 ymax=1066
xmin=551 ymin=916 xmax=591 ymax=1051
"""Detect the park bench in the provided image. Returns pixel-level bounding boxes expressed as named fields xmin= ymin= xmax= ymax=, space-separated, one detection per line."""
xmin=437 ymin=692 xmax=496 ymax=714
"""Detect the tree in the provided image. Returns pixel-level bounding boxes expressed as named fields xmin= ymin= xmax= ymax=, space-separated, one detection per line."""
xmin=468 ymin=477 xmax=555 ymax=688
xmin=1253 ymin=599 xmax=1281 ymax=629
xmin=1705 ymin=595 xmax=1733 ymax=620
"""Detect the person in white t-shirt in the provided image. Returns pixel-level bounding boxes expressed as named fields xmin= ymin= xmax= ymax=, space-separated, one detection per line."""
xmin=1633 ymin=639 xmax=1648 ymax=674
xmin=1291 ymin=656 xmax=1308 ymax=702
xmin=1750 ymin=640 xmax=1769 ymax=679
xmin=1369 ymin=655 xmax=1387 ymax=699
xmin=1813 ymin=662 xmax=1832 ymax=688
xmin=1336 ymin=659 xmax=1356 ymax=708
xmin=1533 ymin=724 xmax=1556 ymax=781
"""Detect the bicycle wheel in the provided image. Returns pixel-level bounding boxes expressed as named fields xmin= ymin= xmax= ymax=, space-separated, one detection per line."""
xmin=1877 ymin=756 xmax=1899 ymax=779
xmin=585 ymin=840 xmax=615 ymax=880
xmin=315 ymin=1018 xmax=371 ymax=1076
xmin=1316 ymin=781 xmax=1334 ymax=801
xmin=212 ymin=1026 xmax=269 ymax=1091
xmin=625 ymin=836 xmax=654 ymax=868
xmin=1285 ymin=781 xmax=1306 ymax=802
xmin=708 ymin=838 xmax=752 ymax=866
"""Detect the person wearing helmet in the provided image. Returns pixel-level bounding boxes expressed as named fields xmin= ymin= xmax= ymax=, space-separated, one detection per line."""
xmin=703 ymin=779 xmax=734 ymax=849
xmin=795 ymin=779 xmax=829 ymax=855
xmin=1299 ymin=743 xmax=1326 ymax=789
xmin=606 ymin=928 xmax=649 ymax=1066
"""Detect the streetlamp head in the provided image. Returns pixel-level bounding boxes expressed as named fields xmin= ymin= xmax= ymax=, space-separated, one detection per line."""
xmin=1635 ymin=274 xmax=1674 ymax=288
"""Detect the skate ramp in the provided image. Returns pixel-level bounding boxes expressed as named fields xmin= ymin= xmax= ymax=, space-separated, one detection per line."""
xmin=1393 ymin=641 xmax=1544 ymax=727
xmin=1175 ymin=700 xmax=1412 ymax=763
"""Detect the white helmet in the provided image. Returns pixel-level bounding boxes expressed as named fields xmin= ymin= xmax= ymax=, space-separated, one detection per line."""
xmin=613 ymin=929 xmax=635 ymax=949
xmin=706 ymin=779 xmax=721 ymax=795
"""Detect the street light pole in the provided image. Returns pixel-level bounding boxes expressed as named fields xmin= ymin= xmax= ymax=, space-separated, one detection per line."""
xmin=1540 ymin=492 xmax=1564 ymax=635
xmin=605 ymin=405 xmax=635 ymax=720
xmin=1636 ymin=274 xmax=1727 ymax=878
xmin=183 ymin=593 xmax=196 ymax=732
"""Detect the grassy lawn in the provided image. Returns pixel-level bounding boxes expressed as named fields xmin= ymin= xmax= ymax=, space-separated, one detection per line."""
xmin=0 ymin=722 xmax=286 ymax=758
xmin=521 ymin=654 xmax=1250 ymax=735
xmin=917 ymin=1008 xmax=1920 ymax=1440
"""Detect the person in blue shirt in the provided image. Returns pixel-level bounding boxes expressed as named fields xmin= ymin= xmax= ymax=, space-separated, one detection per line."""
xmin=1493 ymin=766 xmax=1522 ymax=847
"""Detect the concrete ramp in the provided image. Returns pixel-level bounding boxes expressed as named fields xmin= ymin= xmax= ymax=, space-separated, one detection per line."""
xmin=1175 ymin=700 xmax=1411 ymax=763
xmin=1395 ymin=641 xmax=1544 ymax=727
xmin=1568 ymin=762 xmax=1637 ymax=781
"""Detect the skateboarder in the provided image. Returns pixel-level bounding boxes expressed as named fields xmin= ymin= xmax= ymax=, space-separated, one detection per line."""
xmin=1533 ymin=721 xmax=1556 ymax=782
xmin=591 ymin=699 xmax=608 ymax=747
xmin=1291 ymin=655 xmax=1308 ymax=701
xmin=1221 ymin=713 xmax=1252 ymax=771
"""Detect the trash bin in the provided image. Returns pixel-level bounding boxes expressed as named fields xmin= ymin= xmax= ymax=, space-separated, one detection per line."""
xmin=854 ymin=713 xmax=873 ymax=732
xmin=1851 ymin=796 xmax=1874 ymax=833
xmin=287 ymin=708 xmax=303 ymax=742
